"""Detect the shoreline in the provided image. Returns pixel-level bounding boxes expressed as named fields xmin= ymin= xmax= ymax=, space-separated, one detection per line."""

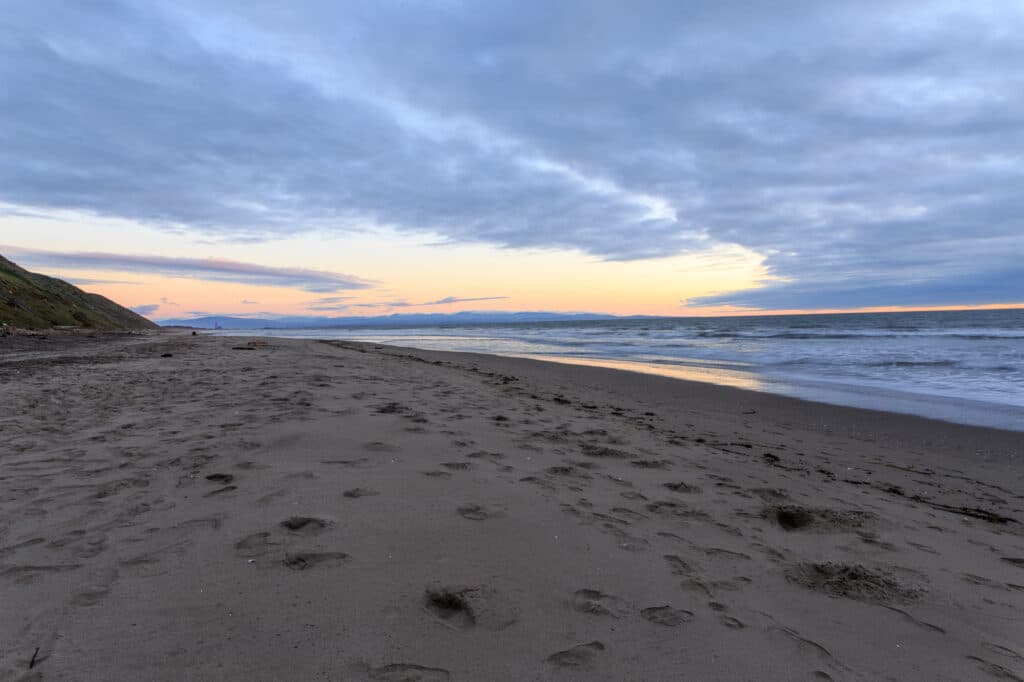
xmin=404 ymin=343 xmax=1024 ymax=451
xmin=359 ymin=340 xmax=1024 ymax=453
xmin=2 ymin=331 xmax=1022 ymax=680
xmin=513 ymin=351 xmax=1024 ymax=434
xmin=206 ymin=327 xmax=1024 ymax=432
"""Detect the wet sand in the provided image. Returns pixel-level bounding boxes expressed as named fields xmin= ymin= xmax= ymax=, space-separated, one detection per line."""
xmin=2 ymin=331 xmax=1022 ymax=680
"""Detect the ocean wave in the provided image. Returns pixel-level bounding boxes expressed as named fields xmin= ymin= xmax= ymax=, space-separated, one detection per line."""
xmin=864 ymin=360 xmax=959 ymax=368
xmin=695 ymin=331 xmax=1024 ymax=341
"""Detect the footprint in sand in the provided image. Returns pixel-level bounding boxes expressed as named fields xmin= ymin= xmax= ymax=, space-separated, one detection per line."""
xmin=1 ymin=563 xmax=83 ymax=584
xmin=631 ymin=459 xmax=673 ymax=469
xmin=467 ymin=450 xmax=503 ymax=460
xmin=663 ymin=554 xmax=695 ymax=576
xmin=0 ymin=537 xmax=45 ymax=559
xmin=981 ymin=642 xmax=1023 ymax=662
xmin=280 ymin=516 xmax=331 ymax=535
xmin=343 ymin=487 xmax=380 ymax=498
xmin=571 ymin=589 xmax=630 ymax=617
xmin=720 ymin=615 xmax=746 ymax=629
xmin=641 ymin=605 xmax=694 ymax=626
xmin=750 ymin=487 xmax=789 ymax=501
xmin=320 ymin=458 xmax=373 ymax=468
xmin=881 ymin=605 xmax=946 ymax=634
xmin=546 ymin=641 xmax=605 ymax=669
xmin=369 ymin=663 xmax=450 ymax=681
xmin=423 ymin=585 xmax=477 ymax=630
xmin=422 ymin=583 xmax=519 ymax=632
xmin=234 ymin=532 xmax=276 ymax=557
xmin=257 ymin=489 xmax=287 ymax=504
xmin=441 ymin=462 xmax=475 ymax=471
xmin=646 ymin=501 xmax=710 ymax=521
xmin=283 ymin=552 xmax=349 ymax=570
xmin=375 ymin=402 xmax=407 ymax=414
xmin=965 ymin=656 xmax=1024 ymax=682
xmin=545 ymin=465 xmax=591 ymax=480
xmin=579 ymin=443 xmax=637 ymax=460
xmin=786 ymin=562 xmax=923 ymax=603
xmin=70 ymin=567 xmax=119 ymax=607
xmin=765 ymin=505 xmax=875 ymax=532
xmin=456 ymin=503 xmax=503 ymax=521
xmin=364 ymin=441 xmax=398 ymax=453
xmin=235 ymin=460 xmax=267 ymax=470
xmin=519 ymin=475 xmax=556 ymax=490
xmin=610 ymin=506 xmax=649 ymax=522
xmin=663 ymin=481 xmax=701 ymax=493
xmin=907 ymin=541 xmax=940 ymax=555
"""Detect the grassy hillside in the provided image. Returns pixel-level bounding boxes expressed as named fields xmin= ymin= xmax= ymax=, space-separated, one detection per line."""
xmin=0 ymin=254 xmax=158 ymax=330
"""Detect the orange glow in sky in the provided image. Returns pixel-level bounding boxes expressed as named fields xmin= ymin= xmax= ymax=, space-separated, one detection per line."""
xmin=2 ymin=208 xmax=1021 ymax=321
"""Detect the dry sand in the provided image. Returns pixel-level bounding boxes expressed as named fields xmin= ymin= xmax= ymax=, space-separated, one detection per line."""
xmin=1 ymin=331 xmax=1022 ymax=681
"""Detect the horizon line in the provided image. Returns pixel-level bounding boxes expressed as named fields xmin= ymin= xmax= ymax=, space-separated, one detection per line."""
xmin=156 ymin=302 xmax=1024 ymax=325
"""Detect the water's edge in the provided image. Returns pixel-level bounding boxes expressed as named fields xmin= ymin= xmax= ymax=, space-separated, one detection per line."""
xmin=207 ymin=317 xmax=1024 ymax=431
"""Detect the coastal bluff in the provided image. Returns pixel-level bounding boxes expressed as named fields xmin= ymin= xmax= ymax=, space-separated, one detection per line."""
xmin=0 ymin=254 xmax=156 ymax=331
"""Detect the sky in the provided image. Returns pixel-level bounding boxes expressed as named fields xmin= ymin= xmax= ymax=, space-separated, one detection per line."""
xmin=1 ymin=0 xmax=1022 ymax=320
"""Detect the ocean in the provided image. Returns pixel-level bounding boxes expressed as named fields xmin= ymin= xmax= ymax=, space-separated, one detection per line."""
xmin=210 ymin=308 xmax=1024 ymax=431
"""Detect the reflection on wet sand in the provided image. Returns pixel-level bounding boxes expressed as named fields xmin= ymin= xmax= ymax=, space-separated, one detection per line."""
xmin=519 ymin=354 xmax=764 ymax=391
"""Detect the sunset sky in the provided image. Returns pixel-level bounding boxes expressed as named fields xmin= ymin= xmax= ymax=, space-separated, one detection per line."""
xmin=2 ymin=1 xmax=1022 ymax=320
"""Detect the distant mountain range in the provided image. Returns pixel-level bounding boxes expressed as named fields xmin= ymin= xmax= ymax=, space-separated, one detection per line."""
xmin=159 ymin=311 xmax=629 ymax=329
xmin=0 ymin=254 xmax=157 ymax=330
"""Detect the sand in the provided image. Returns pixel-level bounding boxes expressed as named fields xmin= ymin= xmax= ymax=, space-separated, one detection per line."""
xmin=1 ymin=330 xmax=1022 ymax=681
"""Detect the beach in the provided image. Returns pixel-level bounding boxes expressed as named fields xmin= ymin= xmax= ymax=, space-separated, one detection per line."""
xmin=214 ymin=308 xmax=1024 ymax=432
xmin=2 ymin=330 xmax=1022 ymax=680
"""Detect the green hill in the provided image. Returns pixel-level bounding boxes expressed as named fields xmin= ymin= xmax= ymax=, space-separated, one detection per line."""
xmin=0 ymin=254 xmax=158 ymax=330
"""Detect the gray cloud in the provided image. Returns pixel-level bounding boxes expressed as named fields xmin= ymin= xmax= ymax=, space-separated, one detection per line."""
xmin=3 ymin=246 xmax=371 ymax=293
xmin=311 ymin=296 xmax=353 ymax=304
xmin=425 ymin=296 xmax=508 ymax=305
xmin=132 ymin=303 xmax=159 ymax=316
xmin=2 ymin=1 xmax=1023 ymax=307
xmin=690 ymin=265 xmax=1024 ymax=310
xmin=241 ymin=299 xmax=259 ymax=305
xmin=65 ymin=277 xmax=138 ymax=286
xmin=306 ymin=295 xmax=356 ymax=311
xmin=340 ymin=295 xmax=508 ymax=310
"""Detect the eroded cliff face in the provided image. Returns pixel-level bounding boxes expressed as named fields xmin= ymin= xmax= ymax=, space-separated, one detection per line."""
xmin=0 ymin=254 xmax=157 ymax=330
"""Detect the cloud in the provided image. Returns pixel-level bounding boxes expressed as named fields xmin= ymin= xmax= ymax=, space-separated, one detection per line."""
xmin=132 ymin=303 xmax=159 ymax=315
xmin=310 ymin=296 xmax=354 ymax=304
xmin=64 ymin=277 xmax=138 ymax=286
xmin=341 ymin=295 xmax=508 ymax=310
xmin=425 ymin=296 xmax=508 ymax=305
xmin=305 ymin=294 xmax=356 ymax=311
xmin=2 ymin=1 xmax=1023 ymax=306
xmin=690 ymin=265 xmax=1024 ymax=310
xmin=350 ymin=302 xmax=410 ymax=309
xmin=3 ymin=246 xmax=371 ymax=292
xmin=241 ymin=299 xmax=259 ymax=305
xmin=160 ymin=296 xmax=178 ymax=306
